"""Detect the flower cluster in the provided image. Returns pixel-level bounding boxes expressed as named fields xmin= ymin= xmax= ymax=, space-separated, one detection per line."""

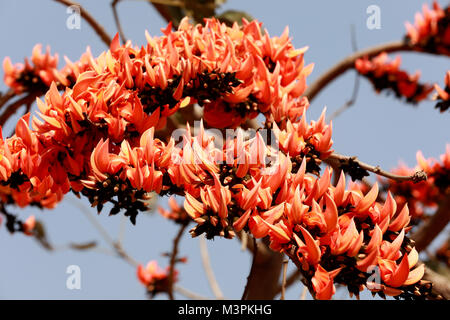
xmin=3 ymin=45 xmax=70 ymax=94
xmin=0 ymin=18 xmax=325 ymax=223
xmin=405 ymin=1 xmax=450 ymax=56
xmin=0 ymin=17 xmax=426 ymax=300
xmin=137 ymin=260 xmax=176 ymax=297
xmin=380 ymin=145 xmax=450 ymax=220
xmin=434 ymin=70 xmax=450 ymax=112
xmin=355 ymin=52 xmax=433 ymax=103
xmin=253 ymin=167 xmax=427 ymax=299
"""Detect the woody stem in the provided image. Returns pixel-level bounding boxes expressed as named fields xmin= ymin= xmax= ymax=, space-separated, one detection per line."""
xmin=326 ymin=152 xmax=428 ymax=183
xmin=168 ymin=223 xmax=188 ymax=300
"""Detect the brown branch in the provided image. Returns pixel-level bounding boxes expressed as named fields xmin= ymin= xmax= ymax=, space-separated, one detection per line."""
xmin=423 ymin=267 xmax=450 ymax=300
xmin=147 ymin=0 xmax=185 ymax=29
xmin=241 ymin=236 xmax=258 ymax=300
xmin=111 ymin=0 xmax=127 ymax=44
xmin=280 ymin=259 xmax=289 ymax=300
xmin=412 ymin=194 xmax=450 ymax=252
xmin=328 ymin=24 xmax=360 ymax=121
xmin=236 ymin=231 xmax=287 ymax=299
xmin=199 ymin=234 xmax=225 ymax=299
xmin=0 ymin=90 xmax=16 ymax=110
xmin=168 ymin=223 xmax=188 ymax=300
xmin=329 ymin=72 xmax=360 ymax=121
xmin=174 ymin=285 xmax=211 ymax=300
xmin=0 ymin=92 xmax=43 ymax=127
xmin=304 ymin=40 xmax=440 ymax=102
xmin=276 ymin=269 xmax=300 ymax=296
xmin=53 ymin=0 xmax=112 ymax=47
xmin=326 ymin=153 xmax=428 ymax=183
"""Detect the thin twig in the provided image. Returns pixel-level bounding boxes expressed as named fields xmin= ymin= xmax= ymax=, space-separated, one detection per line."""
xmin=300 ymin=285 xmax=308 ymax=300
xmin=168 ymin=223 xmax=188 ymax=300
xmin=111 ymin=0 xmax=127 ymax=44
xmin=53 ymin=0 xmax=112 ymax=47
xmin=241 ymin=236 xmax=258 ymax=300
xmin=117 ymin=215 xmax=127 ymax=246
xmin=240 ymin=231 xmax=248 ymax=251
xmin=199 ymin=234 xmax=225 ymax=299
xmin=174 ymin=285 xmax=211 ymax=300
xmin=326 ymin=153 xmax=428 ymax=183
xmin=329 ymin=24 xmax=360 ymax=121
xmin=69 ymin=198 xmax=139 ymax=267
xmin=0 ymin=92 xmax=42 ymax=127
xmin=276 ymin=269 xmax=300 ymax=295
xmin=280 ymin=259 xmax=289 ymax=300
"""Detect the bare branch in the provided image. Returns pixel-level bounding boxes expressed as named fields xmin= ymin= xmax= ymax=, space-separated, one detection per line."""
xmin=276 ymin=269 xmax=300 ymax=295
xmin=326 ymin=153 xmax=427 ymax=183
xmin=174 ymin=285 xmax=211 ymax=300
xmin=199 ymin=234 xmax=225 ymax=299
xmin=280 ymin=259 xmax=288 ymax=300
xmin=0 ymin=92 xmax=43 ymax=127
xmin=241 ymin=236 xmax=258 ymax=300
xmin=111 ymin=0 xmax=127 ymax=44
xmin=329 ymin=24 xmax=360 ymax=121
xmin=300 ymin=285 xmax=308 ymax=300
xmin=423 ymin=267 xmax=450 ymax=299
xmin=69 ymin=198 xmax=139 ymax=267
xmin=53 ymin=0 xmax=112 ymax=47
xmin=168 ymin=223 xmax=188 ymax=300
xmin=0 ymin=90 xmax=16 ymax=110
xmin=412 ymin=194 xmax=450 ymax=252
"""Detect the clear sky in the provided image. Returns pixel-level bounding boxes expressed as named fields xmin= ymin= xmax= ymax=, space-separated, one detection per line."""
xmin=0 ymin=0 xmax=448 ymax=300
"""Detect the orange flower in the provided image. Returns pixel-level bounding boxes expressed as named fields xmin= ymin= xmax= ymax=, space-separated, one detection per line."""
xmin=405 ymin=1 xmax=450 ymax=55
xmin=311 ymin=265 xmax=342 ymax=300
xmin=434 ymin=70 xmax=450 ymax=112
xmin=355 ymin=52 xmax=433 ymax=103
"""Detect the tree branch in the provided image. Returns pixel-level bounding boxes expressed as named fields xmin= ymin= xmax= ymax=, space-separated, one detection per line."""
xmin=241 ymin=236 xmax=258 ymax=300
xmin=199 ymin=234 xmax=225 ymax=299
xmin=304 ymin=40 xmax=440 ymax=102
xmin=0 ymin=90 xmax=16 ymax=110
xmin=111 ymin=0 xmax=127 ymax=44
xmin=53 ymin=0 xmax=112 ymax=47
xmin=280 ymin=259 xmax=289 ymax=300
xmin=412 ymin=194 xmax=450 ymax=252
xmin=168 ymin=223 xmax=188 ymax=300
xmin=0 ymin=92 xmax=43 ymax=127
xmin=326 ymin=152 xmax=427 ymax=183
xmin=423 ymin=267 xmax=450 ymax=299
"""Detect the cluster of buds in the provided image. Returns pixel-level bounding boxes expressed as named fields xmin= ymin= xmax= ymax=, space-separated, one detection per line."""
xmin=380 ymin=145 xmax=450 ymax=220
xmin=405 ymin=1 xmax=450 ymax=56
xmin=434 ymin=70 xmax=450 ymax=112
xmin=355 ymin=52 xmax=433 ymax=103
xmin=137 ymin=260 xmax=176 ymax=298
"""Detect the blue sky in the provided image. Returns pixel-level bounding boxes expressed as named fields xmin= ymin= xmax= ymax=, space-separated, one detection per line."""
xmin=0 ymin=0 xmax=448 ymax=299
